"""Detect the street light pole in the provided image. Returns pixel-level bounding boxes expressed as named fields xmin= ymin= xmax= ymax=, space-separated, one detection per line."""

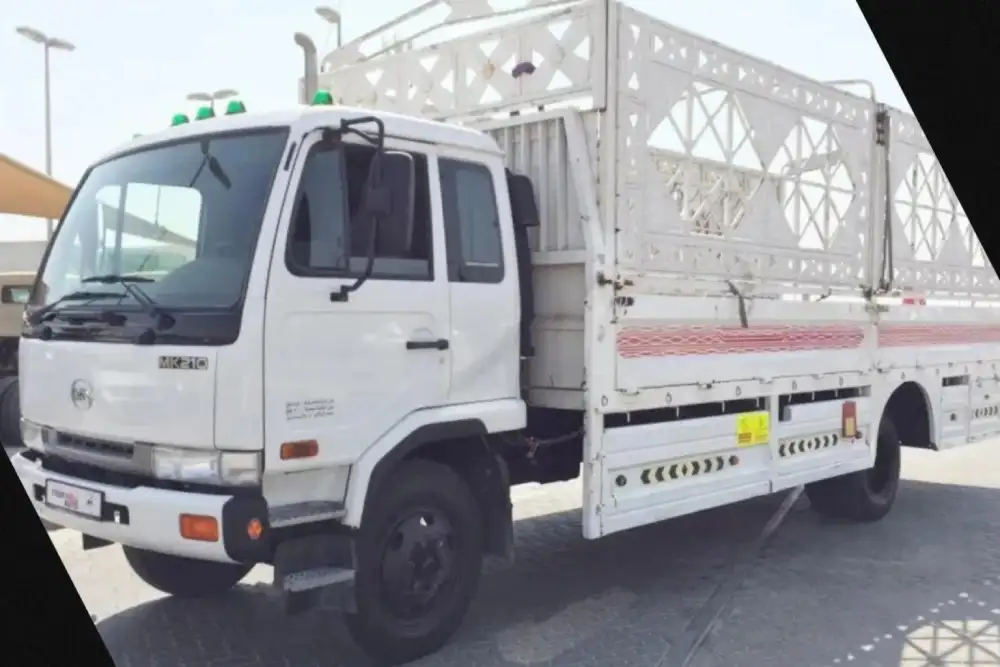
xmin=44 ymin=46 xmax=51 ymax=185
xmin=315 ymin=6 xmax=343 ymax=49
xmin=186 ymin=89 xmax=239 ymax=111
xmin=15 ymin=26 xmax=75 ymax=239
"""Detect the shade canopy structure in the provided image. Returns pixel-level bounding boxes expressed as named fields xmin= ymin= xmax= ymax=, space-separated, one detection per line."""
xmin=0 ymin=153 xmax=196 ymax=249
xmin=97 ymin=203 xmax=197 ymax=249
xmin=0 ymin=152 xmax=73 ymax=220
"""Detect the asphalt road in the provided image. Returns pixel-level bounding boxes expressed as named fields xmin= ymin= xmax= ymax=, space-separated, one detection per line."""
xmin=14 ymin=443 xmax=1000 ymax=667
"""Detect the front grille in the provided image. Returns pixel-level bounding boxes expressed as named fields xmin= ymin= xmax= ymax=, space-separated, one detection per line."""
xmin=53 ymin=431 xmax=134 ymax=459
xmin=41 ymin=454 xmax=143 ymax=489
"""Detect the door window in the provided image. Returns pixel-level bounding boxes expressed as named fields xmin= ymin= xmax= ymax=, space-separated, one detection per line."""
xmin=439 ymin=158 xmax=504 ymax=284
xmin=286 ymin=143 xmax=434 ymax=281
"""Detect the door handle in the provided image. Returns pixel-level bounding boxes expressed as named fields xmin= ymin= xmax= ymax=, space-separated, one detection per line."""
xmin=406 ymin=339 xmax=449 ymax=351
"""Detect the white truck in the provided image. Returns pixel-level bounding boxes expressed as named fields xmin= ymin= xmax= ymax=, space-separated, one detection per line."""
xmin=12 ymin=0 xmax=999 ymax=663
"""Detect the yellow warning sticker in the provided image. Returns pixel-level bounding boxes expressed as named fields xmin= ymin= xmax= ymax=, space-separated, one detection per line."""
xmin=736 ymin=411 xmax=770 ymax=447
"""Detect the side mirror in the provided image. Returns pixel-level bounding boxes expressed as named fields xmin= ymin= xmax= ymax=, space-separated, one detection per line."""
xmin=505 ymin=170 xmax=540 ymax=228
xmin=363 ymin=150 xmax=415 ymax=257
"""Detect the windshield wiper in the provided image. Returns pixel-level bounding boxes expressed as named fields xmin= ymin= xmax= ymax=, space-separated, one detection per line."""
xmin=188 ymin=139 xmax=232 ymax=190
xmin=28 ymin=290 xmax=127 ymax=326
xmin=81 ymin=275 xmax=173 ymax=331
xmin=82 ymin=274 xmax=155 ymax=307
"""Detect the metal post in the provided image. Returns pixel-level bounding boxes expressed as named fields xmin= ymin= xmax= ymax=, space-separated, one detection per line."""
xmin=15 ymin=26 xmax=75 ymax=240
xmin=43 ymin=45 xmax=53 ymax=238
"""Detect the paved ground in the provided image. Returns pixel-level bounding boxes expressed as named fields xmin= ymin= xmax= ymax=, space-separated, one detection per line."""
xmin=13 ymin=442 xmax=1000 ymax=667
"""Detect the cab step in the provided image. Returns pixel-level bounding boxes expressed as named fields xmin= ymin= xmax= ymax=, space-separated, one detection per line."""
xmin=272 ymin=533 xmax=357 ymax=614
xmin=281 ymin=566 xmax=354 ymax=593
xmin=279 ymin=567 xmax=357 ymax=615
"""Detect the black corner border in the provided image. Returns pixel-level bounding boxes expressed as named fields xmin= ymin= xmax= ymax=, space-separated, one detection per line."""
xmin=855 ymin=0 xmax=995 ymax=267
xmin=2 ymin=448 xmax=113 ymax=665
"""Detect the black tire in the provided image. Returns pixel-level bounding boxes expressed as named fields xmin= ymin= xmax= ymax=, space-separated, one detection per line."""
xmin=805 ymin=415 xmax=902 ymax=522
xmin=0 ymin=377 xmax=22 ymax=449
xmin=344 ymin=460 xmax=485 ymax=665
xmin=122 ymin=546 xmax=252 ymax=598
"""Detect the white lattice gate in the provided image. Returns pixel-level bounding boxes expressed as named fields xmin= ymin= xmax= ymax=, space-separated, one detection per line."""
xmin=611 ymin=4 xmax=879 ymax=297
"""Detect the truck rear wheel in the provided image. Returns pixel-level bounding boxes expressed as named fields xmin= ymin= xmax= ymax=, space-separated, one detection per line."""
xmin=123 ymin=546 xmax=252 ymax=598
xmin=805 ymin=416 xmax=901 ymax=522
xmin=344 ymin=460 xmax=485 ymax=665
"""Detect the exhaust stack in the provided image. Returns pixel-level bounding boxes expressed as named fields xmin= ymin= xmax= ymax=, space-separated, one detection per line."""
xmin=294 ymin=32 xmax=319 ymax=104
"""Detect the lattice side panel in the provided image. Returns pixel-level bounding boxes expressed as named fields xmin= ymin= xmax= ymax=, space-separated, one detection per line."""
xmin=613 ymin=6 xmax=877 ymax=293
xmin=319 ymin=0 xmax=582 ymax=71
xmin=318 ymin=0 xmax=606 ymax=121
xmin=484 ymin=113 xmax=599 ymax=252
xmin=887 ymin=107 xmax=999 ymax=299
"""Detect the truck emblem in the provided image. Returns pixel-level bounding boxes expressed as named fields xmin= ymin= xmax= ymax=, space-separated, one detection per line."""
xmin=158 ymin=356 xmax=209 ymax=371
xmin=70 ymin=380 xmax=94 ymax=411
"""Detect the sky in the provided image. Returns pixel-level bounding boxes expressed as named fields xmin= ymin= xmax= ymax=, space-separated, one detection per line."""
xmin=0 ymin=0 xmax=909 ymax=243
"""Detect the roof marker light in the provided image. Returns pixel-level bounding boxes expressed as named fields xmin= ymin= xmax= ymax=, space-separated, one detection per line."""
xmin=225 ymin=100 xmax=247 ymax=115
xmin=195 ymin=106 xmax=215 ymax=120
xmin=311 ymin=90 xmax=334 ymax=106
xmin=171 ymin=113 xmax=190 ymax=126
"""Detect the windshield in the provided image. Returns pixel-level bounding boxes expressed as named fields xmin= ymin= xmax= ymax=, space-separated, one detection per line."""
xmin=35 ymin=128 xmax=289 ymax=311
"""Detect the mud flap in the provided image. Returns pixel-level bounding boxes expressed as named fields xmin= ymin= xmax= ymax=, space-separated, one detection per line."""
xmin=82 ymin=534 xmax=114 ymax=551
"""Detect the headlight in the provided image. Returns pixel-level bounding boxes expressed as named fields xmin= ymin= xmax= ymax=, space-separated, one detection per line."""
xmin=151 ymin=447 xmax=261 ymax=487
xmin=20 ymin=419 xmax=47 ymax=451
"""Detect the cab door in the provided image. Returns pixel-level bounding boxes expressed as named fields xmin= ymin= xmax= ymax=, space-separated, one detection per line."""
xmin=437 ymin=152 xmax=520 ymax=405
xmin=263 ymin=132 xmax=450 ymax=476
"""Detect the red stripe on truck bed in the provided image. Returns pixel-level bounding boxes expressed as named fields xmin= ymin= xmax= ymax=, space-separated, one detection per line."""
xmin=616 ymin=325 xmax=865 ymax=358
xmin=617 ymin=323 xmax=1000 ymax=358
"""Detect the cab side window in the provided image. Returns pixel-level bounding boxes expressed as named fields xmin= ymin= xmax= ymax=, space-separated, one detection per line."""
xmin=286 ymin=143 xmax=433 ymax=280
xmin=439 ymin=158 xmax=504 ymax=284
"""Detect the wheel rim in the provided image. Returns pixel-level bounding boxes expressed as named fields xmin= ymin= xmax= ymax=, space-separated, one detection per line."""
xmin=378 ymin=507 xmax=458 ymax=620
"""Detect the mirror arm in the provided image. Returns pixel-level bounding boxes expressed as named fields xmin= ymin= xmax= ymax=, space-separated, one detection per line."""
xmin=339 ymin=116 xmax=386 ymax=150
xmin=327 ymin=115 xmax=391 ymax=304
xmin=330 ymin=218 xmax=380 ymax=303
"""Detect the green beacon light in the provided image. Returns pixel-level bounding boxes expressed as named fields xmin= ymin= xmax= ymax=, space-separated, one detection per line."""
xmin=225 ymin=99 xmax=247 ymax=115
xmin=171 ymin=113 xmax=190 ymax=126
xmin=195 ymin=105 xmax=215 ymax=120
xmin=311 ymin=90 xmax=334 ymax=106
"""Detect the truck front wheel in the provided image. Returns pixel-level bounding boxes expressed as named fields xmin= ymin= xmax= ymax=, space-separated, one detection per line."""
xmin=344 ymin=460 xmax=485 ymax=665
xmin=123 ymin=546 xmax=253 ymax=598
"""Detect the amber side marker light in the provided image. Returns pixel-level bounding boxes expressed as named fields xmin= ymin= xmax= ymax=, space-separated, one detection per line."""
xmin=179 ymin=514 xmax=219 ymax=542
xmin=842 ymin=400 xmax=858 ymax=439
xmin=280 ymin=439 xmax=319 ymax=460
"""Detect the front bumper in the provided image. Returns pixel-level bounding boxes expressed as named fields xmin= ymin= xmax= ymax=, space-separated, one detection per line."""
xmin=12 ymin=450 xmax=271 ymax=564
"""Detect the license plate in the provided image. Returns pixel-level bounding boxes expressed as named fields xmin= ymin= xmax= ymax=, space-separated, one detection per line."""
xmin=45 ymin=480 xmax=103 ymax=519
xmin=736 ymin=411 xmax=770 ymax=447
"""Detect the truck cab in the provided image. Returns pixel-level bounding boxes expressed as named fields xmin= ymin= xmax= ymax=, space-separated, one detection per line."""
xmin=13 ymin=99 xmax=536 ymax=663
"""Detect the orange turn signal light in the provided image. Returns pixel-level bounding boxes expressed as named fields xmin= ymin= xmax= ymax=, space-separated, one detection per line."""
xmin=179 ymin=514 xmax=219 ymax=542
xmin=280 ymin=439 xmax=319 ymax=460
